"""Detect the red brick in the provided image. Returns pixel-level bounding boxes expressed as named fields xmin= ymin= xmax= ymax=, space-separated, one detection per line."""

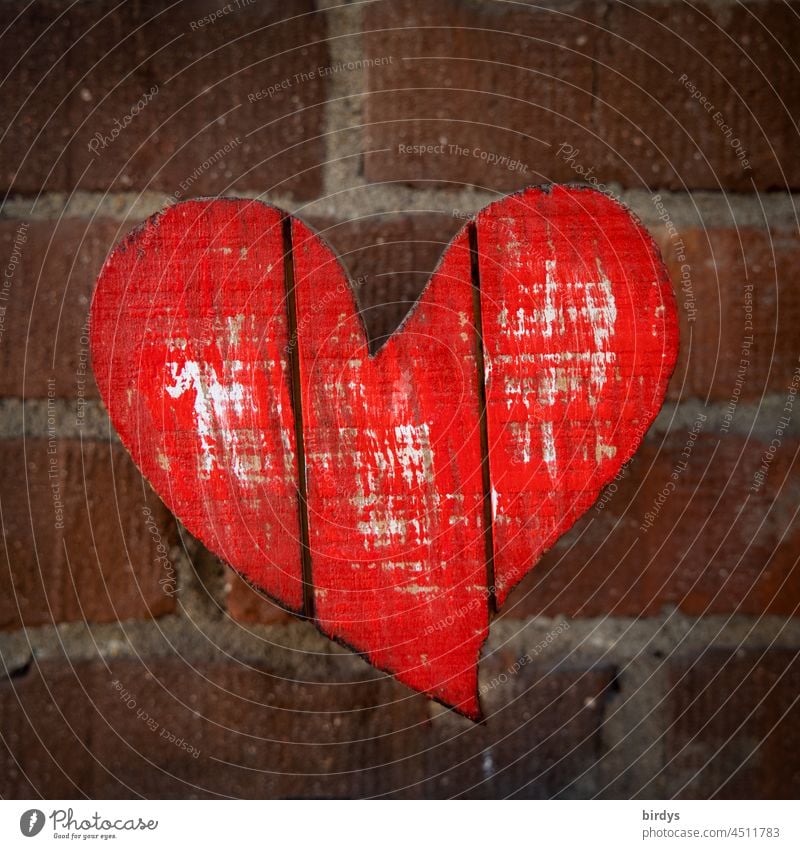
xmin=363 ymin=1 xmax=800 ymax=191
xmin=0 ymin=0 xmax=74 ymax=191
xmin=0 ymin=1 xmax=327 ymax=197
xmin=0 ymin=218 xmax=128 ymax=398
xmin=657 ymin=226 xmax=799 ymax=402
xmin=0 ymin=654 xmax=615 ymax=798
xmin=0 ymin=439 xmax=177 ymax=628
xmin=7 ymin=215 xmax=797 ymax=404
xmin=225 ymin=567 xmax=292 ymax=625
xmin=667 ymin=650 xmax=800 ymax=798
xmin=502 ymin=434 xmax=800 ymax=619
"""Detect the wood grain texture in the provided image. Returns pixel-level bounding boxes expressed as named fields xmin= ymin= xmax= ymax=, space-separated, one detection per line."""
xmin=475 ymin=186 xmax=679 ymax=605
xmin=91 ymin=199 xmax=305 ymax=611
xmin=291 ymin=220 xmax=488 ymax=717
xmin=90 ymin=187 xmax=678 ymax=718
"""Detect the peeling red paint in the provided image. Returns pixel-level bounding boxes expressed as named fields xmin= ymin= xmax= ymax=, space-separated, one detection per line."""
xmin=90 ymin=187 xmax=678 ymax=719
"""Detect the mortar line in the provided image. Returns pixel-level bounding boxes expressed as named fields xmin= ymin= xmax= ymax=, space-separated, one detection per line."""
xmin=3 ymin=613 xmax=800 ymax=673
xmin=3 ymin=189 xmax=800 ymax=230
xmin=318 ymin=0 xmax=366 ymax=199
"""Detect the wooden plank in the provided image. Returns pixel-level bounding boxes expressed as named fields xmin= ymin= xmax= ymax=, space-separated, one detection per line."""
xmin=91 ymin=199 xmax=305 ymax=612
xmin=475 ymin=186 xmax=679 ymax=605
xmin=291 ymin=219 xmax=488 ymax=718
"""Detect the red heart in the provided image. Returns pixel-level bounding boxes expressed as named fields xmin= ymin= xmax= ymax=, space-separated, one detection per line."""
xmin=91 ymin=186 xmax=677 ymax=719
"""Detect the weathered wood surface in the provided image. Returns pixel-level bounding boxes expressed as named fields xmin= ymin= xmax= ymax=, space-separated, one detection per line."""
xmin=291 ymin=221 xmax=487 ymax=714
xmin=476 ymin=188 xmax=678 ymax=605
xmin=91 ymin=201 xmax=305 ymax=611
xmin=91 ymin=186 xmax=678 ymax=719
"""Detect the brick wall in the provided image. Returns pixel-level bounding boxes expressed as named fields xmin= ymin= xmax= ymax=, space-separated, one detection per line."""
xmin=1 ymin=0 xmax=799 ymax=799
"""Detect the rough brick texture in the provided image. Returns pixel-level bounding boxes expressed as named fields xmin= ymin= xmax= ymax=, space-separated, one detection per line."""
xmin=0 ymin=218 xmax=124 ymax=399
xmin=3 ymin=212 xmax=794 ymax=404
xmin=0 ymin=0 xmax=327 ymax=197
xmin=225 ymin=568 xmax=292 ymax=625
xmin=0 ymin=439 xmax=176 ymax=628
xmin=502 ymin=434 xmax=800 ymax=619
xmin=0 ymin=655 xmax=616 ymax=798
xmin=668 ymin=650 xmax=800 ymax=798
xmin=658 ymin=227 xmax=799 ymax=402
xmin=363 ymin=0 xmax=800 ymax=191
xmin=297 ymin=216 xmax=798 ymax=404
xmin=1 ymin=0 xmax=799 ymax=801
xmin=363 ymin=0 xmax=599 ymax=192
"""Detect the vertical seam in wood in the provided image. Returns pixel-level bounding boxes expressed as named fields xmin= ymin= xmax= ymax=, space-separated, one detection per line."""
xmin=282 ymin=215 xmax=315 ymax=620
xmin=468 ymin=221 xmax=497 ymax=616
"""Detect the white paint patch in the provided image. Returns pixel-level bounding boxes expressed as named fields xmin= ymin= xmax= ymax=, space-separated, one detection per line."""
xmin=164 ymin=357 xmax=266 ymax=483
xmin=357 ymin=512 xmax=408 ymax=549
xmin=541 ymin=420 xmax=557 ymax=480
xmin=588 ymin=258 xmax=618 ymax=349
xmin=595 ymin=441 xmax=617 ymax=463
xmin=394 ymin=423 xmax=435 ymax=487
xmin=226 ymin=314 xmax=245 ymax=347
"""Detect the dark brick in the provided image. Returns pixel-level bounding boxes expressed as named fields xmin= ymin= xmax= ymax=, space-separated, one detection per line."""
xmin=500 ymin=450 xmax=643 ymax=620
xmin=0 ymin=439 xmax=177 ymax=628
xmin=0 ymin=0 xmax=74 ymax=191
xmin=667 ymin=649 xmax=800 ymax=798
xmin=0 ymin=218 xmax=127 ymax=398
xmin=418 ymin=657 xmax=616 ymax=798
xmin=304 ymin=212 xmax=463 ymax=348
xmin=0 ymin=0 xmax=328 ymax=197
xmin=502 ymin=434 xmax=800 ymax=619
xmin=363 ymin=0 xmax=600 ymax=192
xmin=637 ymin=435 xmax=800 ymax=618
xmin=0 ymin=654 xmax=616 ymax=798
xmin=0 ymin=656 xmax=430 ymax=798
xmin=596 ymin=1 xmax=800 ymax=190
xmin=363 ymin=0 xmax=800 ymax=191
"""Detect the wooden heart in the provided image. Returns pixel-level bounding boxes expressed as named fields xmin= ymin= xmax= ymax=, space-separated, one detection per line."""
xmin=90 ymin=186 xmax=678 ymax=719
